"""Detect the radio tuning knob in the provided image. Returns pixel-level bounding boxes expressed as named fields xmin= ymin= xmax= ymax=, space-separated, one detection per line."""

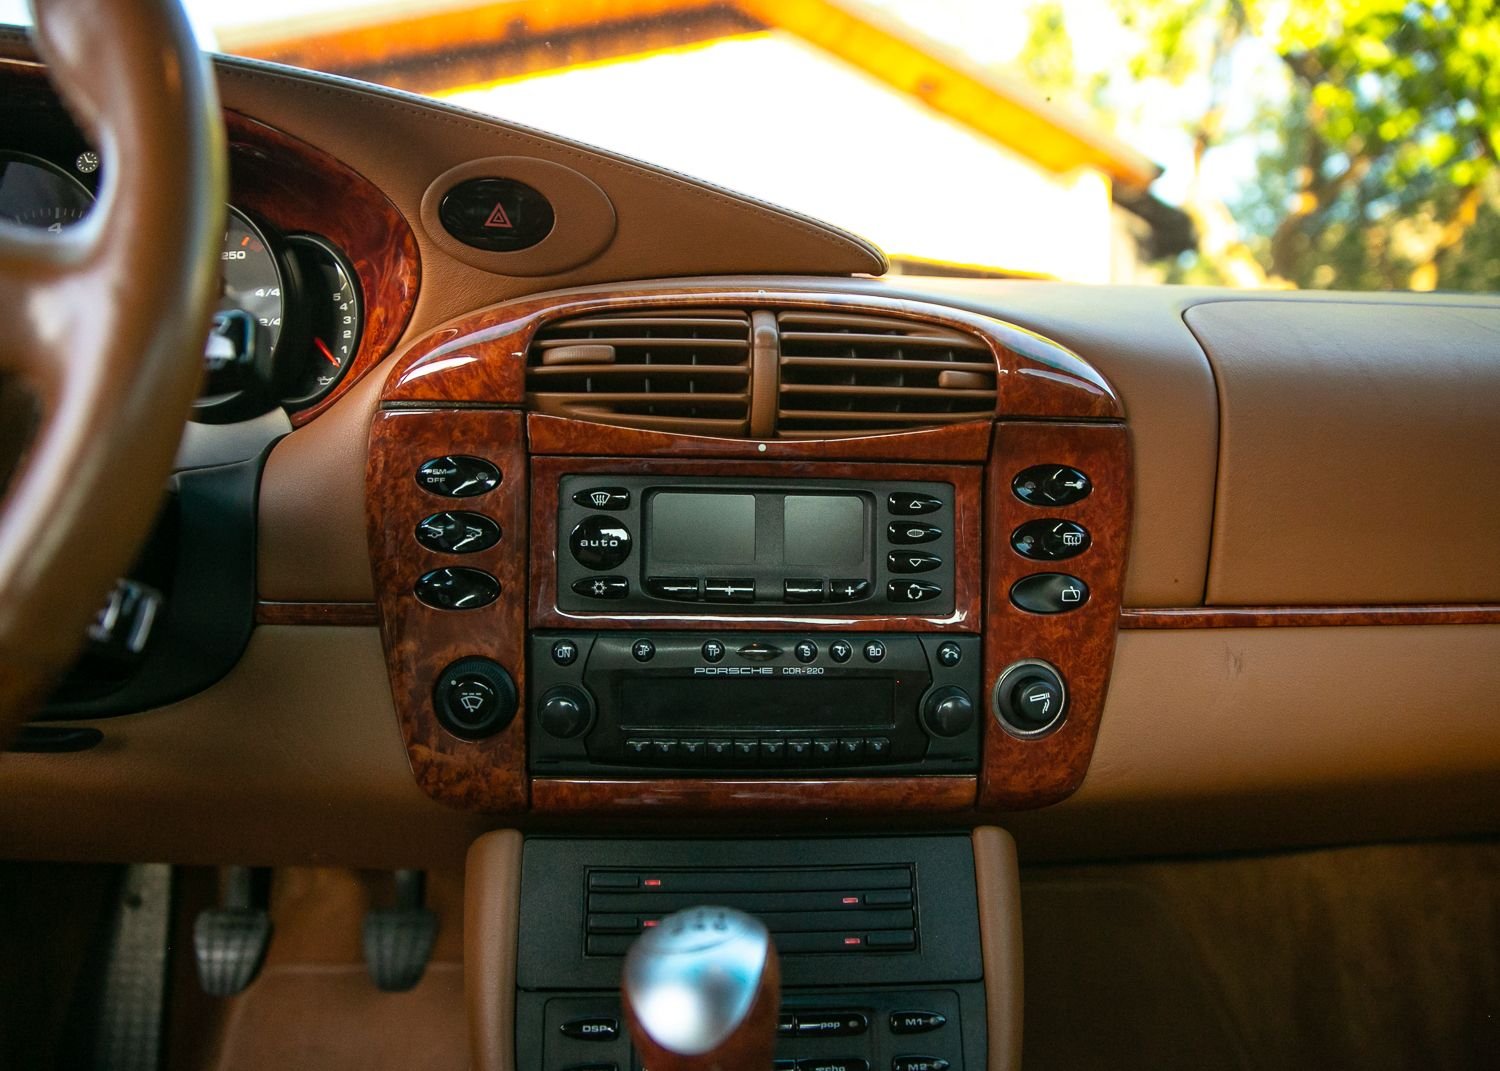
xmin=922 ymin=686 xmax=975 ymax=738
xmin=538 ymin=686 xmax=593 ymax=738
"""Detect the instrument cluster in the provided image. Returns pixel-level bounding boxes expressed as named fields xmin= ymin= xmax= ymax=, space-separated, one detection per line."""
xmin=0 ymin=146 xmax=363 ymax=423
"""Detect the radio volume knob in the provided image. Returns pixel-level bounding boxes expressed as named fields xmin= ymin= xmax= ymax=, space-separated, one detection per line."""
xmin=538 ymin=686 xmax=593 ymax=739
xmin=922 ymin=686 xmax=975 ymax=738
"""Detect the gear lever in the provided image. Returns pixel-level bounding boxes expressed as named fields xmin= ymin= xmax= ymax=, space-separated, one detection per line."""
xmin=622 ymin=906 xmax=781 ymax=1071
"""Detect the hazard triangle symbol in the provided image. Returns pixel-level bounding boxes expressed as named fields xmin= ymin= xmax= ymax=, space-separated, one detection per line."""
xmin=483 ymin=202 xmax=514 ymax=229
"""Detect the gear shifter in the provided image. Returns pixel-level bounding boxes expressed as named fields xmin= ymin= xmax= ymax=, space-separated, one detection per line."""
xmin=622 ymin=906 xmax=781 ymax=1071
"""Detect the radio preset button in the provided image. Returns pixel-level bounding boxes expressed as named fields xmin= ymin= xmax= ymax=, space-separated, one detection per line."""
xmin=865 ymin=736 xmax=892 ymax=759
xmin=733 ymin=739 xmax=759 ymax=763
xmin=701 ymin=639 xmax=726 ymax=663
xmin=570 ymin=516 xmax=632 ymax=569
xmin=888 ymin=552 xmax=942 ymax=574
xmin=888 ymin=491 xmax=943 ymax=515
xmin=572 ymin=575 xmax=628 ymax=600
xmin=559 ymin=1016 xmax=620 ymax=1041
xmin=704 ymin=578 xmax=754 ymax=602
xmin=888 ymin=580 xmax=942 ymax=603
xmin=786 ymin=738 xmax=812 ymax=762
xmin=936 ymin=642 xmax=963 ymax=667
xmin=706 ymin=738 xmax=733 ymax=761
xmin=784 ymin=578 xmax=826 ymax=603
xmin=888 ymin=522 xmax=942 ymax=544
xmin=551 ymin=640 xmax=579 ymax=666
xmin=650 ymin=739 xmax=677 ymax=761
xmin=794 ymin=640 xmax=818 ymax=663
xmin=646 ymin=576 xmax=700 ymax=601
xmin=813 ymin=738 xmax=839 ymax=760
xmin=759 ymin=739 xmax=786 ymax=761
xmin=829 ymin=640 xmax=853 ymax=663
xmin=572 ymin=486 xmax=630 ymax=510
xmin=631 ymin=639 xmax=656 ymax=662
xmin=416 ymin=455 xmax=500 ymax=498
xmin=738 ymin=642 xmax=781 ymax=661
xmin=624 ymin=738 xmax=651 ymax=760
xmin=679 ymin=738 xmax=705 ymax=762
xmin=839 ymin=738 xmax=865 ymax=762
xmin=827 ymin=578 xmax=871 ymax=603
xmin=862 ymin=640 xmax=887 ymax=663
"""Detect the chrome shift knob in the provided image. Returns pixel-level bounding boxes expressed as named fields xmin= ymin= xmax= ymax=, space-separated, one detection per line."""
xmin=622 ymin=906 xmax=781 ymax=1071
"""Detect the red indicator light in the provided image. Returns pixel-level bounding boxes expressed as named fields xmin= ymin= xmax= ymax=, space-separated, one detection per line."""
xmin=643 ymin=919 xmax=659 ymax=928
xmin=841 ymin=896 xmax=860 ymax=905
xmin=843 ymin=936 xmax=862 ymax=946
xmin=643 ymin=878 xmax=662 ymax=887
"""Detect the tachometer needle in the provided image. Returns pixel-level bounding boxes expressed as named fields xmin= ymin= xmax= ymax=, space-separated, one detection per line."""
xmin=314 ymin=337 xmax=340 ymax=367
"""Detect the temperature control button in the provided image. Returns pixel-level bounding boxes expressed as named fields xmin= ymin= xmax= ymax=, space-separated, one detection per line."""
xmin=646 ymin=576 xmax=699 ymax=601
xmin=570 ymin=516 xmax=632 ymax=569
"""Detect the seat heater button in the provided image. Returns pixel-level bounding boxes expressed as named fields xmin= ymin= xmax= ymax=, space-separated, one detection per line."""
xmin=889 ymin=1011 xmax=947 ymax=1034
xmin=559 ymin=1017 xmax=620 ymax=1041
xmin=416 ymin=455 xmax=500 ymax=497
xmin=795 ymin=1012 xmax=868 ymax=1037
xmin=1010 ymin=573 xmax=1090 ymax=614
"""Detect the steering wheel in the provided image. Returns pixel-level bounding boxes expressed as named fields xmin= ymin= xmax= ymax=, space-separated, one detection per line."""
xmin=0 ymin=0 xmax=225 ymax=737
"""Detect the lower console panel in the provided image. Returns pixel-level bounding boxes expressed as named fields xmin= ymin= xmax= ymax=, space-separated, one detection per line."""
xmin=516 ymin=835 xmax=989 ymax=1071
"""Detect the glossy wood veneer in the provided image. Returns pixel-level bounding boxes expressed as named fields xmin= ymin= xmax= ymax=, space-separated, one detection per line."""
xmin=1120 ymin=605 xmax=1500 ymax=628
xmin=980 ymin=422 xmax=1132 ymax=810
xmin=531 ymin=776 xmax=977 ymax=814
xmin=225 ymin=111 xmax=420 ymax=426
xmin=381 ymin=285 xmax=1122 ymax=421
xmin=529 ymin=456 xmax=984 ymax=632
xmin=367 ymin=409 xmax=528 ymax=812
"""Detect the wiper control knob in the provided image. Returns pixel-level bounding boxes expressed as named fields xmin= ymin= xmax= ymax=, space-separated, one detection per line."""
xmin=622 ymin=906 xmax=781 ymax=1071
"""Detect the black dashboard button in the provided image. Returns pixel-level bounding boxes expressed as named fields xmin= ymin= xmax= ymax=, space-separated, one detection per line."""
xmin=572 ymin=575 xmax=628 ymax=600
xmin=887 ymin=552 xmax=942 ymax=574
xmin=631 ymin=639 xmax=656 ymax=663
xmin=415 ymin=511 xmax=501 ymax=554
xmin=813 ymin=738 xmax=839 ymax=760
xmin=795 ymin=1012 xmax=868 ymax=1037
xmin=559 ymin=1016 xmax=620 ymax=1041
xmin=414 ymin=567 xmax=499 ymax=610
xmin=888 ymin=522 xmax=942 ymax=544
xmin=439 ymin=177 xmax=555 ymax=252
xmin=624 ymin=738 xmax=651 ymax=760
xmin=1010 ymin=573 xmax=1089 ymax=613
xmin=704 ymin=578 xmax=755 ymax=602
xmin=936 ymin=642 xmax=962 ymax=667
xmin=760 ymin=738 xmax=786 ymax=762
xmin=572 ymin=486 xmax=630 ymax=510
xmin=569 ymin=516 xmax=632 ymax=569
xmin=892 ymin=1059 xmax=949 ymax=1071
xmin=786 ymin=738 xmax=812 ymax=762
xmin=838 ymin=738 xmax=865 ymax=762
xmin=646 ymin=576 xmax=700 ymax=601
xmin=1013 ymin=464 xmax=1091 ymax=506
xmin=416 ymin=455 xmax=500 ymax=498
xmin=551 ymin=640 xmax=579 ymax=666
xmin=784 ymin=578 xmax=826 ymax=603
xmin=537 ymin=686 xmax=592 ymax=739
xmin=1012 ymin=519 xmax=1090 ymax=560
xmin=862 ymin=640 xmax=886 ymax=663
xmin=865 ymin=736 xmax=891 ymax=759
xmin=888 ymin=580 xmax=942 ymax=603
xmin=794 ymin=640 xmax=818 ymax=663
xmin=678 ymin=738 xmax=705 ymax=763
xmin=701 ymin=639 xmax=726 ymax=663
xmin=865 ymin=930 xmax=916 ymax=950
xmin=797 ymin=1059 xmax=868 ymax=1071
xmin=433 ymin=660 xmax=517 ymax=739
xmin=733 ymin=739 xmax=759 ymax=763
xmin=827 ymin=578 xmax=871 ymax=603
xmin=887 ymin=492 xmax=942 ymax=514
xmin=829 ymin=640 xmax=853 ymax=663
xmin=706 ymin=738 xmax=733 ymax=762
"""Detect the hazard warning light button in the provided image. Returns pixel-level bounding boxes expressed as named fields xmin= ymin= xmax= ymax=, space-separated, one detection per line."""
xmin=437 ymin=177 xmax=556 ymax=252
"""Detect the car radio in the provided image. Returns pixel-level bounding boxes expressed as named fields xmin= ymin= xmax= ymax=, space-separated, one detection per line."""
xmin=555 ymin=475 xmax=958 ymax=614
xmin=528 ymin=631 xmax=980 ymax=777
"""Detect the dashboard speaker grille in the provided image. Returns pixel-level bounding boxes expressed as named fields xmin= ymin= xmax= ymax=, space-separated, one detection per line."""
xmin=526 ymin=309 xmax=752 ymax=434
xmin=775 ymin=311 xmax=997 ymax=436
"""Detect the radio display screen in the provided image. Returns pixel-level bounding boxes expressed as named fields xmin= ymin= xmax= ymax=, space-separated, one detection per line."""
xmin=648 ymin=492 xmax=757 ymax=564
xmin=784 ymin=494 xmax=865 ymax=566
xmin=619 ymin=676 xmax=895 ymax=730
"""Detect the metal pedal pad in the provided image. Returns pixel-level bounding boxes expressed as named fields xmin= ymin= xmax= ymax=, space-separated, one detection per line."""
xmin=193 ymin=866 xmax=272 ymax=997
xmin=363 ymin=869 xmax=437 ymax=992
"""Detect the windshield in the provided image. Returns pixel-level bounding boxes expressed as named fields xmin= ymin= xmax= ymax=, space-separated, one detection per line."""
xmin=5 ymin=0 xmax=1495 ymax=289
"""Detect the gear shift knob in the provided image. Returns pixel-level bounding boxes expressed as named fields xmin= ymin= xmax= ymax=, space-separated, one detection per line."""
xmin=622 ymin=906 xmax=781 ymax=1071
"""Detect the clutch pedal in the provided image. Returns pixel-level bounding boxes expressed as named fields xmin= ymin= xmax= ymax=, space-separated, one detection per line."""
xmin=363 ymin=869 xmax=437 ymax=992
xmin=193 ymin=866 xmax=273 ymax=997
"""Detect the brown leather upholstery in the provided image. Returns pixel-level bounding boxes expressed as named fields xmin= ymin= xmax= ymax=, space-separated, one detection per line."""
xmin=0 ymin=0 xmax=224 ymax=735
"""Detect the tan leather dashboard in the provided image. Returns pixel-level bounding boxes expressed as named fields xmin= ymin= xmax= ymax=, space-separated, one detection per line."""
xmin=1 ymin=46 xmax=1498 ymax=867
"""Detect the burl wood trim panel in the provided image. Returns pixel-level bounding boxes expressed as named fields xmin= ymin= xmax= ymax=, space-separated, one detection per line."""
xmin=226 ymin=111 xmax=420 ymax=426
xmin=529 ymin=456 xmax=984 ymax=632
xmin=1120 ymin=605 xmax=1500 ymax=628
xmin=255 ymin=601 xmax=378 ymax=626
xmin=531 ymin=776 xmax=976 ymax=815
xmin=380 ymin=285 xmax=1121 ymax=421
xmin=980 ymin=422 xmax=1131 ymax=810
xmin=367 ymin=409 xmax=528 ymax=812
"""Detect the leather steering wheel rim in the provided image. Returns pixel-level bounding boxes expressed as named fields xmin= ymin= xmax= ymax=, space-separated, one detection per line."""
xmin=0 ymin=0 xmax=225 ymax=735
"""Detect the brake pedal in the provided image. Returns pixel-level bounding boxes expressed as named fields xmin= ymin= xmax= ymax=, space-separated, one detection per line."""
xmin=193 ymin=866 xmax=273 ymax=997
xmin=363 ymin=869 xmax=437 ymax=992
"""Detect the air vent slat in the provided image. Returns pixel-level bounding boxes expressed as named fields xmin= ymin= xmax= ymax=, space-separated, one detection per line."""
xmin=527 ymin=309 xmax=753 ymax=434
xmin=775 ymin=310 xmax=996 ymax=436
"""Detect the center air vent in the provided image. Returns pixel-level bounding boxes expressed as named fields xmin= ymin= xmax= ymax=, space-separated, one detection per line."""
xmin=776 ymin=311 xmax=997 ymax=436
xmin=525 ymin=306 xmax=998 ymax=438
xmin=526 ymin=309 xmax=752 ymax=434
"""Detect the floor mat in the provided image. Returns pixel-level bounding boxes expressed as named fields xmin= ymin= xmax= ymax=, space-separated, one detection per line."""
xmin=1020 ymin=840 xmax=1500 ymax=1071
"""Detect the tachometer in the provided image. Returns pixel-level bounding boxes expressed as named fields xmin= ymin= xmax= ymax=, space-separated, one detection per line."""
xmin=283 ymin=233 xmax=362 ymax=407
xmin=0 ymin=150 xmax=93 ymax=232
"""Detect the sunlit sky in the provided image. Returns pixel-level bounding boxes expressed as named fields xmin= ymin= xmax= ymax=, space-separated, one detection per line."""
xmin=2 ymin=0 xmax=1282 ymax=274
